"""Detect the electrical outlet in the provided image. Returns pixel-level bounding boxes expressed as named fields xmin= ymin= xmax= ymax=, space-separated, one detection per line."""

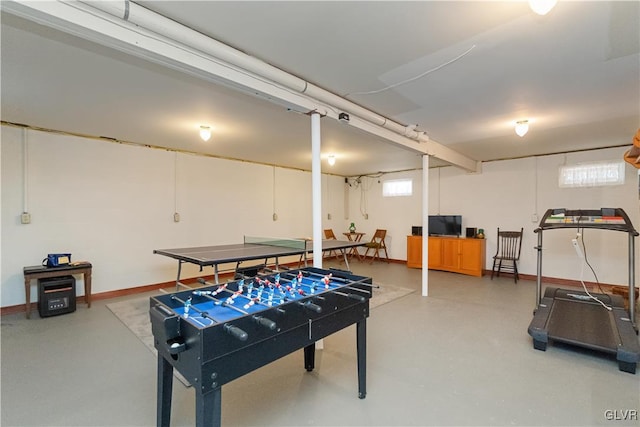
xmin=327 ymin=213 xmax=332 ymax=220
xmin=21 ymin=212 xmax=31 ymax=224
xmin=273 ymin=213 xmax=278 ymax=221
xmin=173 ymin=212 xmax=180 ymax=223
xmin=364 ymin=213 xmax=369 ymax=220
xmin=531 ymin=213 xmax=538 ymax=223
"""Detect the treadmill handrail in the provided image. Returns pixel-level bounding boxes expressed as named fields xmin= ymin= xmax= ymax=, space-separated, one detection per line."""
xmin=534 ymin=208 xmax=639 ymax=235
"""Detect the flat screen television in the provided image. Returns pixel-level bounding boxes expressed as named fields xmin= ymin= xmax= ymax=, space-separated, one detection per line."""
xmin=428 ymin=215 xmax=462 ymax=237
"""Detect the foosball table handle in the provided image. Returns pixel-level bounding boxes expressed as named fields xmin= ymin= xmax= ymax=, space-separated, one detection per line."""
xmin=224 ymin=324 xmax=249 ymax=341
xmin=347 ymin=293 xmax=366 ymax=303
xmin=300 ymin=301 xmax=322 ymax=314
xmin=253 ymin=315 xmax=277 ymax=330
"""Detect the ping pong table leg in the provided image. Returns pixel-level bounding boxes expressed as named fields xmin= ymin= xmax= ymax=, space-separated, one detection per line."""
xmin=175 ymin=260 xmax=184 ymax=292
xmin=342 ymin=249 xmax=352 ymax=271
xmin=214 ymin=264 xmax=220 ymax=284
xmin=157 ymin=354 xmax=173 ymax=427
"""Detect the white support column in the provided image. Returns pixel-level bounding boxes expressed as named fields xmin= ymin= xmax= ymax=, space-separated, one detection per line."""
xmin=311 ymin=113 xmax=322 ymax=268
xmin=311 ymin=112 xmax=325 ymax=350
xmin=422 ymin=155 xmax=430 ymax=296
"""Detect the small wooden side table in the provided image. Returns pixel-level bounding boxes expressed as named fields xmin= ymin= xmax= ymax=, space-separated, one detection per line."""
xmin=23 ymin=262 xmax=92 ymax=319
xmin=343 ymin=232 xmax=366 ymax=261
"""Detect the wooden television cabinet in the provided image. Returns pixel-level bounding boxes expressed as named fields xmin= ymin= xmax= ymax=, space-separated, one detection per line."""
xmin=407 ymin=235 xmax=486 ymax=277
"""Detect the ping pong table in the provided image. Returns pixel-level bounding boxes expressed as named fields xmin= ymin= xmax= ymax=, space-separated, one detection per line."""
xmin=154 ymin=236 xmax=365 ymax=286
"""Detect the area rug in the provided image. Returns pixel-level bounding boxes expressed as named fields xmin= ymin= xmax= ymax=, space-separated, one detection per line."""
xmin=106 ymin=281 xmax=414 ymax=388
xmin=369 ymin=282 xmax=415 ymax=309
xmin=106 ymin=296 xmax=191 ymax=387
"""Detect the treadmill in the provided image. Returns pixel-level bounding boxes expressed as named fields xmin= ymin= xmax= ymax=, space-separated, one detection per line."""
xmin=528 ymin=208 xmax=640 ymax=374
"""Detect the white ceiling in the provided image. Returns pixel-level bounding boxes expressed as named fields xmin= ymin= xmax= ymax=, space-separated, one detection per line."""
xmin=1 ymin=1 xmax=639 ymax=177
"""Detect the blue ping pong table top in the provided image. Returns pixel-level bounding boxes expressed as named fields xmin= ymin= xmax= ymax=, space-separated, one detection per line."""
xmin=154 ymin=239 xmax=363 ymax=266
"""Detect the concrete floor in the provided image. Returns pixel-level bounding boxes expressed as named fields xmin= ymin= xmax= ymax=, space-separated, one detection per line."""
xmin=2 ymin=261 xmax=639 ymax=426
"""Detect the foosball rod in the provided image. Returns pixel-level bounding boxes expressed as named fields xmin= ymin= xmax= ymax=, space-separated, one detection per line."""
xmin=193 ymin=287 xmax=278 ymax=331
xmin=170 ymin=295 xmax=218 ymax=323
xmin=194 ymin=290 xmax=250 ymax=315
xmin=173 ymin=293 xmax=250 ymax=341
xmin=299 ymin=270 xmax=379 ymax=288
xmin=334 ymin=291 xmax=366 ymax=302
xmin=197 ymin=278 xmax=281 ymax=309
xmin=272 ymin=272 xmax=371 ymax=302
xmin=247 ymin=273 xmax=322 ymax=310
xmin=193 ymin=278 xmax=230 ymax=297
xmin=266 ymin=267 xmax=378 ymax=290
xmin=199 ymin=279 xmax=286 ymax=314
xmin=234 ymin=272 xmax=301 ymax=297
xmin=232 ymin=273 xmax=287 ymax=291
xmin=260 ymin=269 xmax=350 ymax=292
xmin=193 ymin=289 xmax=284 ymax=329
xmin=275 ymin=267 xmax=352 ymax=284
xmin=277 ymin=274 xmax=365 ymax=305
xmin=225 ymin=273 xmax=322 ymax=314
xmin=276 ymin=273 xmax=366 ymax=303
xmin=277 ymin=272 xmax=330 ymax=293
xmin=282 ymin=272 xmax=380 ymax=294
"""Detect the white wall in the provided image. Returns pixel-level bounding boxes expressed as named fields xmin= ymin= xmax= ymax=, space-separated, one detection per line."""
xmin=1 ymin=126 xmax=346 ymax=307
xmin=3 ymin=125 xmax=637 ymax=308
xmin=345 ymin=170 xmax=423 ymax=259
xmin=348 ymin=149 xmax=638 ymax=286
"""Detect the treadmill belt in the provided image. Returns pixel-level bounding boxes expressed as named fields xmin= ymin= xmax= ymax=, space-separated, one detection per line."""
xmin=547 ymin=299 xmax=618 ymax=352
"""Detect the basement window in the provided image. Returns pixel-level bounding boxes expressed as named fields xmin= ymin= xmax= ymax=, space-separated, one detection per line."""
xmin=559 ymin=161 xmax=625 ymax=188
xmin=383 ymin=179 xmax=413 ymax=197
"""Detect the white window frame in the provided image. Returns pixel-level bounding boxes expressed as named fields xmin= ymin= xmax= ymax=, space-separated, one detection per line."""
xmin=382 ymin=178 xmax=413 ymax=197
xmin=559 ymin=160 xmax=625 ymax=188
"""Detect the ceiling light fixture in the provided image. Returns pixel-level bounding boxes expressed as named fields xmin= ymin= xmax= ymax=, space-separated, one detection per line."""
xmin=515 ymin=120 xmax=529 ymax=137
xmin=327 ymin=155 xmax=336 ymax=166
xmin=199 ymin=125 xmax=211 ymax=142
xmin=529 ymin=0 xmax=557 ymax=15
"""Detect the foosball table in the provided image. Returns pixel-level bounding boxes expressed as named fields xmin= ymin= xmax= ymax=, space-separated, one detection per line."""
xmin=149 ymin=266 xmax=373 ymax=427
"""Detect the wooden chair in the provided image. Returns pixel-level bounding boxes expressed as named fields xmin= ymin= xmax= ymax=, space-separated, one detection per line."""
xmin=363 ymin=229 xmax=390 ymax=263
xmin=323 ymin=229 xmax=341 ymax=260
xmin=491 ymin=228 xmax=523 ymax=283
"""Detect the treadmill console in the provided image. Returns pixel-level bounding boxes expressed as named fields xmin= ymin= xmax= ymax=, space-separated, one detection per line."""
xmin=537 ymin=208 xmax=638 ymax=234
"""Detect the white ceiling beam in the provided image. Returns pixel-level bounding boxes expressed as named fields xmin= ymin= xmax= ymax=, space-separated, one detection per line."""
xmin=1 ymin=0 xmax=321 ymax=113
xmin=2 ymin=0 xmax=480 ymax=172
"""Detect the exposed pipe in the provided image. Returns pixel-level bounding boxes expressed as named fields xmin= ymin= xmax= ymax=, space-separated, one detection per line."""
xmin=82 ymin=1 xmax=309 ymax=91
xmin=272 ymin=165 xmax=277 ymax=221
xmin=22 ymin=127 xmax=29 ymax=214
xmin=81 ymin=1 xmax=423 ymax=138
xmin=173 ymin=151 xmax=178 ymax=221
xmin=78 ymin=1 xmax=447 ymax=146
xmin=4 ymin=0 xmax=478 ymax=171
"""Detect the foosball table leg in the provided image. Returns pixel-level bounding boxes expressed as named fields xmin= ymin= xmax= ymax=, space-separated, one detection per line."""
xmin=157 ymin=355 xmax=174 ymax=427
xmin=357 ymin=319 xmax=367 ymax=399
xmin=195 ymin=387 xmax=221 ymax=427
xmin=304 ymin=343 xmax=316 ymax=371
